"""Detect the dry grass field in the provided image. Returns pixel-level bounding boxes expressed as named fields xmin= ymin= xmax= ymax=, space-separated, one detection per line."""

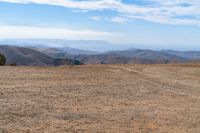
xmin=0 ymin=64 xmax=200 ymax=133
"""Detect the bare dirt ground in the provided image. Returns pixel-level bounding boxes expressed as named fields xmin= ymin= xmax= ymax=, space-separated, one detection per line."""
xmin=0 ymin=64 xmax=200 ymax=133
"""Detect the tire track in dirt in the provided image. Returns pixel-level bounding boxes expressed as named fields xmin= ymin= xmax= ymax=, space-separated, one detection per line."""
xmin=110 ymin=65 xmax=200 ymax=100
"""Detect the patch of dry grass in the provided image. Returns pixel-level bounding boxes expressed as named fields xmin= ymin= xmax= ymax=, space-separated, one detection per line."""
xmin=0 ymin=64 xmax=200 ymax=133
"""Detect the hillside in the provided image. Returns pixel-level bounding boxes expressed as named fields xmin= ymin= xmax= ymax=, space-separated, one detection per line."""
xmin=162 ymin=50 xmax=200 ymax=60
xmin=34 ymin=48 xmax=191 ymax=64
xmin=0 ymin=45 xmax=78 ymax=66
xmin=33 ymin=47 xmax=98 ymax=58
xmin=0 ymin=45 xmax=54 ymax=66
xmin=0 ymin=64 xmax=200 ymax=132
xmin=75 ymin=49 xmax=189 ymax=64
xmin=35 ymin=47 xmax=197 ymax=64
xmin=33 ymin=47 xmax=72 ymax=58
xmin=1 ymin=45 xmax=200 ymax=65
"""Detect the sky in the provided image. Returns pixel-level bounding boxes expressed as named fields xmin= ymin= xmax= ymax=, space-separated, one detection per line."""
xmin=0 ymin=0 xmax=200 ymax=50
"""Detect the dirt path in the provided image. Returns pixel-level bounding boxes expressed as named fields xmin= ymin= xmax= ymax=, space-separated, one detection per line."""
xmin=111 ymin=65 xmax=200 ymax=100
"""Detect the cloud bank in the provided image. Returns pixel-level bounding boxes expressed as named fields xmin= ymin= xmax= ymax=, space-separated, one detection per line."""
xmin=0 ymin=0 xmax=200 ymax=25
xmin=0 ymin=25 xmax=121 ymax=42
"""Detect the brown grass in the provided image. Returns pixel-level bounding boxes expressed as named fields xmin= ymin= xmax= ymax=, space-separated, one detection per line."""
xmin=0 ymin=64 xmax=200 ymax=133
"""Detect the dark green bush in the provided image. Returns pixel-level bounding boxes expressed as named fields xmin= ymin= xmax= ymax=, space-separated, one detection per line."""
xmin=0 ymin=53 xmax=6 ymax=66
xmin=9 ymin=63 xmax=17 ymax=66
xmin=71 ymin=60 xmax=81 ymax=65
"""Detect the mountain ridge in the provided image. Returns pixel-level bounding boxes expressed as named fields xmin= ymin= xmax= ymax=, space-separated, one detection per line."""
xmin=0 ymin=45 xmax=81 ymax=66
xmin=0 ymin=44 xmax=199 ymax=66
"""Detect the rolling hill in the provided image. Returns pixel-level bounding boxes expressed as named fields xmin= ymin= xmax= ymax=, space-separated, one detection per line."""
xmin=162 ymin=50 xmax=200 ymax=60
xmin=0 ymin=45 xmax=77 ymax=66
xmin=104 ymin=49 xmax=189 ymax=63
xmin=0 ymin=45 xmax=200 ymax=65
xmin=34 ymin=47 xmax=192 ymax=64
xmin=33 ymin=47 xmax=99 ymax=58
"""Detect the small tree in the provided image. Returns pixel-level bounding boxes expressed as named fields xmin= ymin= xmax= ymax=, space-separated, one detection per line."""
xmin=0 ymin=53 xmax=6 ymax=66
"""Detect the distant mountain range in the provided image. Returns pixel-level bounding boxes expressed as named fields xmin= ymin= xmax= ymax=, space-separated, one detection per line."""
xmin=34 ymin=47 xmax=99 ymax=57
xmin=0 ymin=39 xmax=130 ymax=52
xmin=0 ymin=43 xmax=200 ymax=66
xmin=73 ymin=51 xmax=191 ymax=65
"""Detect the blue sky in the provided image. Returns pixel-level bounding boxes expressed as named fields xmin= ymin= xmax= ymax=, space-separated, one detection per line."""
xmin=0 ymin=0 xmax=200 ymax=50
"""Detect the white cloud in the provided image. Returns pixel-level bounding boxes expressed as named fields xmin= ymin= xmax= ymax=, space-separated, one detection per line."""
xmin=90 ymin=16 xmax=102 ymax=21
xmin=0 ymin=25 xmax=121 ymax=42
xmin=90 ymin=16 xmax=128 ymax=24
xmin=110 ymin=17 xmax=128 ymax=24
xmin=0 ymin=0 xmax=200 ymax=25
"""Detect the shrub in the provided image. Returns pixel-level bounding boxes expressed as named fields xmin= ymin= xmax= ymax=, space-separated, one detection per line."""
xmin=0 ymin=53 xmax=6 ymax=66
xmin=9 ymin=63 xmax=17 ymax=66
xmin=71 ymin=60 xmax=81 ymax=65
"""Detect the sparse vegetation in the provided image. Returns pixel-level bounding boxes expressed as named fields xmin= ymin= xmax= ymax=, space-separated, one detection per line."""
xmin=9 ymin=63 xmax=17 ymax=66
xmin=0 ymin=64 xmax=200 ymax=132
xmin=71 ymin=60 xmax=82 ymax=65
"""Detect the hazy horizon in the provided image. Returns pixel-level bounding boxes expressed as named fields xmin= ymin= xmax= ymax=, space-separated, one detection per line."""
xmin=1 ymin=38 xmax=200 ymax=52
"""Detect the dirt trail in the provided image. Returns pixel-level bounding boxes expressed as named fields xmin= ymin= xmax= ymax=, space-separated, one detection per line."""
xmin=110 ymin=65 xmax=200 ymax=99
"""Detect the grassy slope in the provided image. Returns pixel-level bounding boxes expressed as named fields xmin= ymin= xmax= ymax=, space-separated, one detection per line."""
xmin=0 ymin=64 xmax=200 ymax=132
